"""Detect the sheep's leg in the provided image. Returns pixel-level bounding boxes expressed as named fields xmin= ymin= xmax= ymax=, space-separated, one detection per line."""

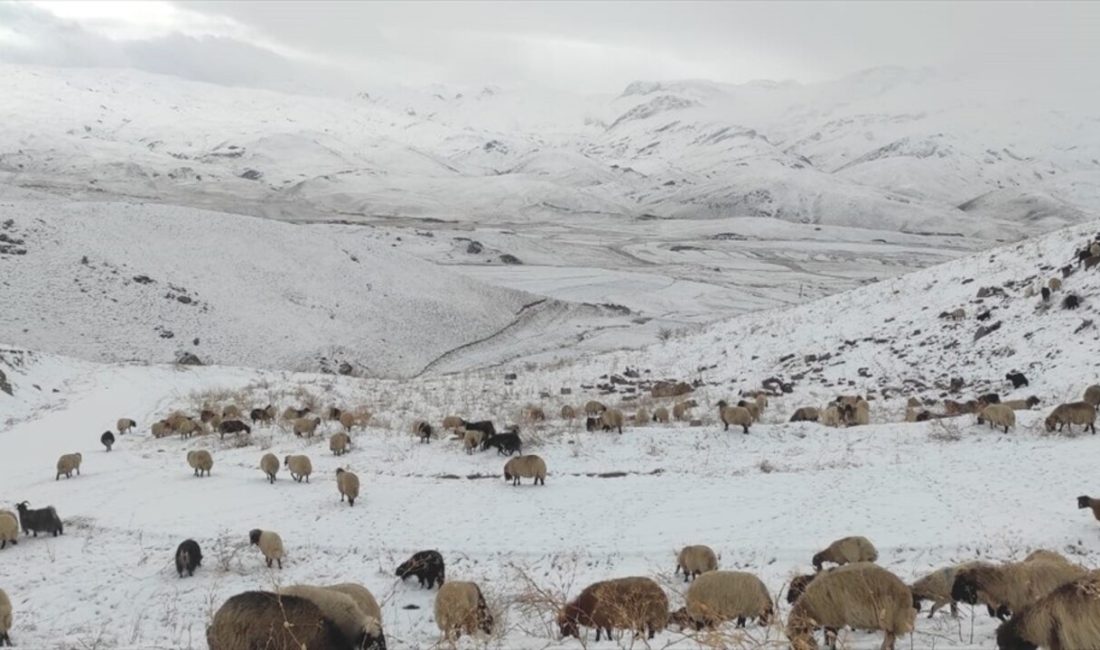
xmin=277 ymin=558 xmax=282 ymax=569
xmin=736 ymin=616 xmax=746 ymax=628
xmin=266 ymin=557 xmax=272 ymax=568
xmin=949 ymin=601 xmax=958 ymax=617
xmin=742 ymin=424 xmax=749 ymax=434
xmin=595 ymin=627 xmax=603 ymax=642
xmin=824 ymin=627 xmax=839 ymax=649
xmin=880 ymin=631 xmax=897 ymax=650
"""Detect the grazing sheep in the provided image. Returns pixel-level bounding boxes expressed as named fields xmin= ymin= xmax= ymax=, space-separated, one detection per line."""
xmin=634 ymin=407 xmax=649 ymax=425
xmin=55 ymin=452 xmax=82 ymax=480
xmin=151 ymin=420 xmax=172 ymax=438
xmin=100 ymin=430 xmax=115 ymax=451
xmin=0 ymin=511 xmax=18 ymax=550
xmin=248 ymin=529 xmax=284 ymax=569
xmin=461 ymin=419 xmax=496 ymax=439
xmin=175 ymin=539 xmax=202 ymax=578
xmin=1005 ymin=372 xmax=1029 ymax=389
xmin=0 ymin=588 xmax=10 ymax=647
xmin=277 ymin=585 xmax=384 ymax=650
xmin=754 ymin=393 xmax=769 ymax=412
xmin=1077 ymin=495 xmax=1100 ymax=522
xmin=1049 ymin=277 xmax=1063 ymax=291
xmin=174 ymin=417 xmax=201 ymax=439
xmin=673 ymin=400 xmax=697 ymax=421
xmin=584 ymin=400 xmax=607 ymax=416
xmin=503 ymin=455 xmax=546 ymax=486
xmin=996 ymin=570 xmax=1100 ymax=650
xmin=222 ymin=405 xmax=242 ymax=421
xmin=716 ymin=400 xmax=752 ymax=434
xmin=910 ymin=564 xmax=979 ymax=618
xmin=812 ymin=536 xmax=878 ymax=571
xmin=600 ymin=408 xmax=625 ymax=434
xmin=978 ymin=404 xmax=1017 ymax=434
xmin=951 ymin=557 xmax=1086 ymax=620
xmin=116 ymin=417 xmax=136 ymax=435
xmin=15 ymin=502 xmax=62 ymax=537
xmin=325 ymin=583 xmax=384 ymax=646
xmin=788 ymin=563 xmax=915 ymax=650
xmin=293 ymin=416 xmax=321 ymax=438
xmin=336 ymin=468 xmax=360 ymax=506
xmin=187 ymin=450 xmax=213 ymax=477
xmin=1044 ymin=402 xmax=1097 ymax=434
xmin=415 ymin=420 xmax=433 ymax=443
xmin=483 ymin=431 xmax=522 ymax=456
xmin=217 ymin=419 xmax=250 ymax=439
xmin=558 ymin=577 xmax=668 ymax=642
xmin=248 ymin=405 xmax=275 ymax=426
xmin=560 ymin=405 xmax=576 ymax=420
xmin=736 ymin=399 xmax=761 ymax=422
xmin=676 ymin=545 xmax=719 ymax=582
xmin=259 ymin=453 xmax=279 ymax=484
xmin=1063 ymin=294 xmax=1081 ymax=309
xmin=790 ymin=406 xmax=820 ymax=422
xmin=434 ymin=581 xmax=493 ymax=641
xmin=820 ymin=405 xmax=843 ymax=427
xmin=653 ymin=406 xmax=670 ymax=423
xmin=284 ymin=455 xmax=313 ymax=483
xmin=281 ymin=406 xmax=311 ymax=421
xmin=673 ymin=570 xmax=772 ymax=629
xmin=396 ymin=550 xmax=445 ymax=589
xmin=463 ymin=429 xmax=486 ymax=454
xmin=1002 ymin=397 xmax=1041 ymax=410
xmin=207 ymin=591 xmax=358 ymax=650
xmin=1084 ymin=384 xmax=1100 ymax=407
xmin=330 ymin=432 xmax=351 ymax=456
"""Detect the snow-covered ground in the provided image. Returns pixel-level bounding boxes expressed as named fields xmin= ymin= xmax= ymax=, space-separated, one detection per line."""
xmin=3 ymin=219 xmax=1100 ymax=648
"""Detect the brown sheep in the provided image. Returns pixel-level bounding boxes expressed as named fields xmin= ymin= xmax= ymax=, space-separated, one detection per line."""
xmin=1044 ymin=402 xmax=1097 ymax=434
xmin=716 ymin=400 xmax=752 ymax=434
xmin=503 ymin=455 xmax=546 ymax=486
xmin=951 ymin=556 xmax=1086 ymax=620
xmin=1049 ymin=277 xmax=1062 ymax=291
xmin=673 ymin=570 xmax=772 ymax=630
xmin=558 ymin=577 xmax=668 ymax=642
xmin=523 ymin=405 xmax=546 ymax=422
xmin=910 ymin=563 xmax=980 ymax=618
xmin=336 ymin=468 xmax=359 ymax=507
xmin=736 ymin=399 xmax=761 ymax=422
xmin=599 ymin=408 xmax=624 ymax=434
xmin=1001 ymin=397 xmax=1040 ymax=411
xmin=788 ymin=563 xmax=915 ymax=650
xmin=206 ymin=591 xmax=359 ymax=650
xmin=248 ymin=529 xmax=284 ymax=569
xmin=434 ymin=581 xmax=493 ymax=641
xmin=329 ymin=432 xmax=351 ymax=456
xmin=442 ymin=415 xmax=464 ymax=431
xmin=293 ymin=416 xmax=322 ymax=438
xmin=812 ymin=535 xmax=878 ymax=571
xmin=978 ymin=403 xmax=1016 ymax=434
xmin=55 ymin=453 xmax=82 ymax=480
xmin=996 ymin=570 xmax=1100 ymax=650
xmin=339 ymin=411 xmax=359 ymax=432
xmin=673 ymin=400 xmax=697 ymax=421
xmin=675 ymin=545 xmax=718 ymax=582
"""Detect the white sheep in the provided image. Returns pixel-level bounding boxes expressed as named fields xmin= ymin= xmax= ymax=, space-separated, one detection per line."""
xmin=284 ymin=455 xmax=313 ymax=483
xmin=55 ymin=453 xmax=82 ymax=480
xmin=187 ymin=450 xmax=213 ymax=477
xmin=259 ymin=453 xmax=279 ymax=484
xmin=249 ymin=529 xmax=284 ymax=569
xmin=329 ymin=432 xmax=351 ymax=456
xmin=336 ymin=468 xmax=360 ymax=506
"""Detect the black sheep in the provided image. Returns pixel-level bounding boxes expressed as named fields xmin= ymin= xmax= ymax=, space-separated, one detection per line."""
xmin=1005 ymin=372 xmax=1028 ymax=389
xmin=484 ymin=432 xmax=522 ymax=456
xmin=1041 ymin=287 xmax=1051 ymax=302
xmin=585 ymin=416 xmax=599 ymax=432
xmin=175 ymin=539 xmax=203 ymax=578
xmin=977 ymin=393 xmax=1000 ymax=405
xmin=249 ymin=407 xmax=269 ymax=425
xmin=15 ymin=502 xmax=63 ymax=537
xmin=1063 ymin=294 xmax=1081 ymax=310
xmin=396 ymin=550 xmax=445 ymax=589
xmin=100 ymin=430 xmax=115 ymax=452
xmin=417 ymin=421 xmax=432 ymax=443
xmin=218 ymin=419 xmax=251 ymax=439
xmin=461 ymin=420 xmax=496 ymax=438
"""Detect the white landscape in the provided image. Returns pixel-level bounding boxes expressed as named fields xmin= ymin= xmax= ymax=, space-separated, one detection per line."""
xmin=2 ymin=2 xmax=1100 ymax=649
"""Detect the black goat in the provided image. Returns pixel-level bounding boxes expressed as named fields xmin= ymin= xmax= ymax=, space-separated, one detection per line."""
xmin=175 ymin=539 xmax=203 ymax=578
xmin=100 ymin=430 xmax=115 ymax=452
xmin=484 ymin=432 xmax=522 ymax=456
xmin=15 ymin=502 xmax=63 ymax=537
xmin=1041 ymin=287 xmax=1051 ymax=302
xmin=1063 ymin=294 xmax=1081 ymax=310
xmin=461 ymin=420 xmax=496 ymax=438
xmin=218 ymin=419 xmax=251 ymax=439
xmin=1005 ymin=372 xmax=1028 ymax=389
xmin=396 ymin=550 xmax=445 ymax=589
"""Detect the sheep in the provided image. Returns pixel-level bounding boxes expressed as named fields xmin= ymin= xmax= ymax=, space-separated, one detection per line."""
xmin=820 ymin=405 xmax=843 ymax=427
xmin=151 ymin=420 xmax=172 ymax=438
xmin=324 ymin=406 xmax=343 ymax=421
xmin=396 ymin=550 xmax=445 ymax=589
xmin=434 ymin=581 xmax=493 ymax=640
xmin=0 ymin=511 xmax=18 ymax=549
xmin=222 ymin=405 xmax=242 ymax=421
xmin=284 ymin=455 xmax=313 ymax=483
xmin=415 ymin=420 xmax=433 ymax=443
xmin=1092 ymin=242 xmax=1100 ymax=257
xmin=215 ymin=419 xmax=248 ymax=439
xmin=1005 ymin=372 xmax=1029 ymax=389
xmin=1077 ymin=495 xmax=1100 ymax=522
xmin=206 ymin=590 xmax=359 ymax=650
xmin=584 ymin=400 xmax=607 ymax=416
xmin=324 ymin=583 xmax=385 ymax=647
xmin=15 ymin=502 xmax=62 ymax=537
xmin=1084 ymin=384 xmax=1100 ymax=407
xmin=461 ymin=419 xmax=496 ymax=439
xmin=330 ymin=432 xmax=351 ymax=456
xmin=851 ymin=399 xmax=870 ymax=426
xmin=945 ymin=307 xmax=966 ymax=321
xmin=755 ymin=393 xmax=769 ymax=413
xmin=790 ymin=406 xmax=820 ymax=422
xmin=995 ymin=570 xmax=1100 ymax=650
xmin=336 ymin=468 xmax=360 ymax=506
xmin=978 ymin=403 xmax=1017 ymax=434
xmin=812 ymin=535 xmax=878 ymax=571
xmin=175 ymin=539 xmax=202 ymax=578
xmin=259 ymin=452 xmax=279 ymax=484
xmin=248 ymin=405 xmax=275 ymax=426
xmin=278 ymin=585 xmax=384 ymax=650
xmin=463 ymin=429 xmax=486 ymax=454
xmin=558 ymin=577 xmax=668 ymax=642
xmin=100 ymin=430 xmax=115 ymax=451
xmin=503 ymin=455 xmax=546 ymax=486
xmin=944 ymin=399 xmax=978 ymax=416
xmin=187 ymin=450 xmax=213 ymax=477
xmin=673 ymin=400 xmax=697 ymax=421
xmin=560 ymin=405 xmax=576 ymax=420
xmin=951 ymin=556 xmax=1086 ymax=620
xmin=1041 ymin=286 xmax=1051 ymax=302
xmin=910 ymin=563 xmax=979 ymax=618
xmin=281 ymin=406 xmax=311 ymax=421
xmin=483 ymin=431 xmax=522 ymax=456
xmin=716 ymin=400 xmax=752 ymax=434
xmin=653 ymin=406 xmax=670 ymax=423
xmin=0 ymin=588 xmax=10 ymax=646
xmin=55 ymin=452 xmax=82 ymax=480
xmin=600 ymin=408 xmax=625 ymax=434
xmin=672 ymin=570 xmax=772 ymax=629
xmin=175 ymin=417 xmax=201 ymax=439
xmin=523 ymin=405 xmax=546 ymax=422
xmin=292 ymin=416 xmax=321 ymax=438
xmin=1044 ymin=401 xmax=1097 ymax=434
xmin=248 ymin=529 xmax=284 ymax=569
xmin=1049 ymin=277 xmax=1062 ymax=291
xmin=1088 ymin=255 xmax=1100 ymax=271
xmin=1063 ymin=294 xmax=1081 ymax=309
xmin=736 ymin=399 xmax=761 ymax=421
xmin=1002 ymin=396 xmax=1040 ymax=410
xmin=676 ymin=544 xmax=719 ymax=582
xmin=788 ymin=562 xmax=915 ymax=650
xmin=339 ymin=411 xmax=359 ymax=432
xmin=634 ymin=407 xmax=649 ymax=425
xmin=585 ymin=416 xmax=600 ymax=432
xmin=199 ymin=409 xmax=217 ymax=424
xmin=116 ymin=417 xmax=136 ymax=434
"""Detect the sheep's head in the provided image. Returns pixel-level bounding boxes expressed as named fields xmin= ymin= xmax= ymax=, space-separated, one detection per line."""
xmin=1078 ymin=495 xmax=1093 ymax=509
xmin=811 ymin=552 xmax=827 ymax=571
xmin=284 ymin=455 xmax=292 ymax=467
xmin=912 ymin=593 xmax=923 ymax=611
xmin=363 ymin=627 xmax=387 ymax=650
xmin=996 ymin=618 xmax=1038 ymax=650
xmin=669 ymin=607 xmax=691 ymax=629
xmin=716 ymin=400 xmax=728 ymax=409
xmin=787 ymin=574 xmax=815 ymax=603
xmin=1026 ymin=396 xmax=1040 ymax=407
xmin=395 ymin=558 xmax=413 ymax=578
xmin=503 ymin=469 xmax=513 ymax=482
xmin=950 ymin=572 xmax=980 ymax=605
xmin=248 ymin=529 xmax=262 ymax=545
xmin=557 ymin=608 xmax=579 ymax=639
xmin=15 ymin=501 xmax=29 ymax=513
xmin=1045 ymin=416 xmax=1058 ymax=432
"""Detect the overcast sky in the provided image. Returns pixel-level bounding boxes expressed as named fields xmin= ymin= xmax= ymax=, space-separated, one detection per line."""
xmin=1 ymin=1 xmax=1098 ymax=95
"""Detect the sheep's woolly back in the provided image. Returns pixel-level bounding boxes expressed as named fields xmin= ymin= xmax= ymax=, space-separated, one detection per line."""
xmin=330 ymin=432 xmax=351 ymax=454
xmin=1023 ymin=549 xmax=1072 ymax=565
xmin=1047 ymin=402 xmax=1097 ymax=429
xmin=584 ymin=400 xmax=606 ymax=415
xmin=0 ymin=511 xmax=18 ymax=545
xmin=251 ymin=530 xmax=283 ymax=561
xmin=293 ymin=417 xmax=320 ymax=436
xmin=442 ymin=415 xmax=464 ymax=430
xmin=259 ymin=453 xmax=278 ymax=479
xmin=815 ymin=536 xmax=878 ymax=568
xmin=562 ymin=577 xmax=669 ymax=636
xmin=600 ymin=409 xmax=624 ymax=429
xmin=979 ymin=404 xmax=1016 ymax=430
xmin=207 ymin=591 xmax=354 ymax=650
xmin=285 ymin=455 xmax=313 ymax=478
xmin=956 ymin=559 xmax=1086 ymax=614
xmin=56 ymin=453 xmax=82 ymax=472
xmin=504 ymin=455 xmax=547 ymax=480
xmin=336 ymin=469 xmax=360 ymax=502
xmin=718 ymin=404 xmax=752 ymax=428
xmin=326 ymin=583 xmax=383 ymax=632
xmin=279 ymin=585 xmax=369 ymax=645
xmin=685 ymin=571 xmax=771 ymax=625
xmin=0 ymin=587 xmax=10 ymax=635
xmin=788 ymin=563 xmax=914 ymax=642
xmin=187 ymin=450 xmax=213 ymax=471
xmin=997 ymin=570 xmax=1100 ymax=650
xmin=560 ymin=405 xmax=576 ymax=419
xmin=434 ymin=581 xmax=485 ymax=636
xmin=678 ymin=545 xmax=718 ymax=576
